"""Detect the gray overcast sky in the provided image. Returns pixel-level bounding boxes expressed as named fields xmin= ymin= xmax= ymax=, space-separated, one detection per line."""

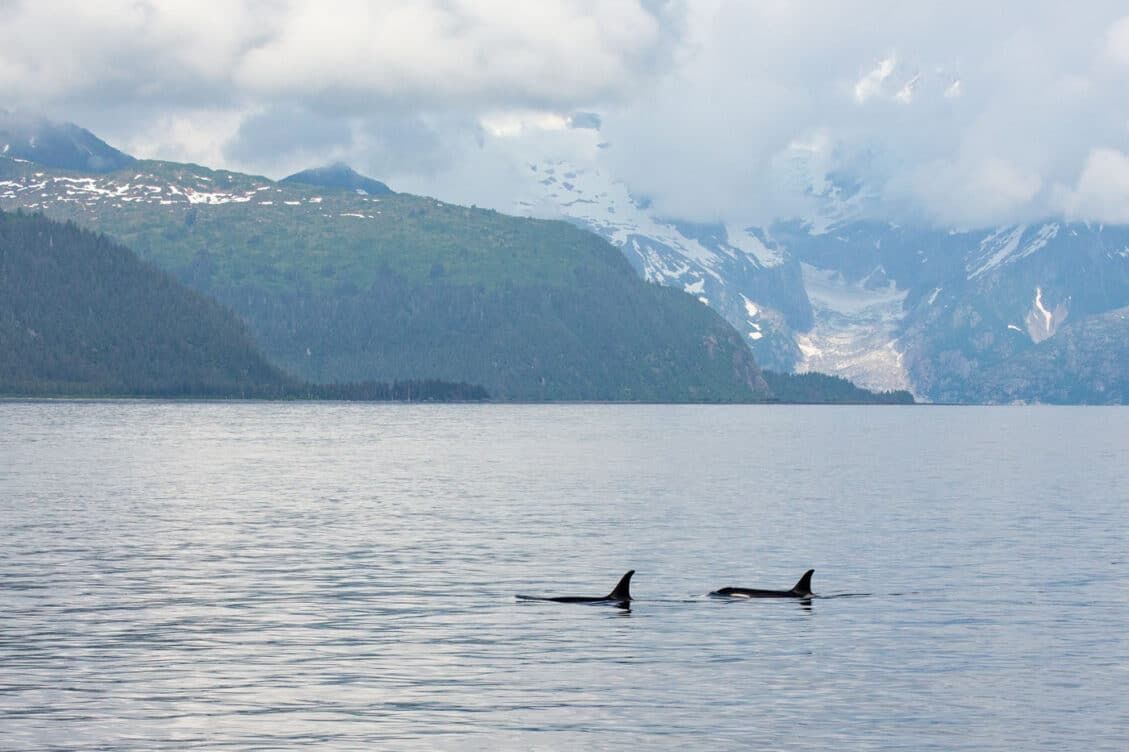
xmin=4 ymin=0 xmax=1129 ymax=228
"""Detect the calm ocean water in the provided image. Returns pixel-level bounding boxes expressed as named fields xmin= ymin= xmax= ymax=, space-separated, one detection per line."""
xmin=1 ymin=402 xmax=1126 ymax=750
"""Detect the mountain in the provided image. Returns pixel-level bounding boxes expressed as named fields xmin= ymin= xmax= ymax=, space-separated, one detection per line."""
xmin=0 ymin=152 xmax=770 ymax=402
xmin=968 ymin=305 xmax=1129 ymax=404
xmin=0 ymin=112 xmax=135 ymax=173
xmin=777 ymin=221 xmax=1129 ymax=404
xmin=281 ymin=163 xmax=393 ymax=196
xmin=506 ymin=150 xmax=1129 ymax=404
xmin=0 ymin=208 xmax=285 ymax=397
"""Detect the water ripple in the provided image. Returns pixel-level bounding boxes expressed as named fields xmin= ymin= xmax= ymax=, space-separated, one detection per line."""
xmin=2 ymin=402 xmax=1127 ymax=750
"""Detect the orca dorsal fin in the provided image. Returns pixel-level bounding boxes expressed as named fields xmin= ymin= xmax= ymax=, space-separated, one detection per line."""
xmin=791 ymin=569 xmax=814 ymax=596
xmin=607 ymin=570 xmax=634 ymax=601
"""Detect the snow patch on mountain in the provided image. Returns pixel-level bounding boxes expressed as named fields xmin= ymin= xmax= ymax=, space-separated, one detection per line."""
xmin=724 ymin=223 xmax=784 ymax=267
xmin=514 ymin=161 xmax=735 ymax=284
xmin=740 ymin=295 xmax=765 ymax=340
xmin=1025 ymin=286 xmax=1069 ymax=343
xmin=0 ymin=163 xmax=327 ymax=213
xmin=967 ymin=224 xmax=1060 ymax=279
xmin=968 ymin=225 xmax=1026 ymax=279
xmin=1019 ymin=223 xmax=1060 ymax=259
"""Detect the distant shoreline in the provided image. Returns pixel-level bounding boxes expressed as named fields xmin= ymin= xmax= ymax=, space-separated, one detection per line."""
xmin=3 ymin=394 xmax=1120 ymax=406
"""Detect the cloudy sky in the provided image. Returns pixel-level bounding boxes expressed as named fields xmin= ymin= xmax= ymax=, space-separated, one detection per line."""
xmin=4 ymin=0 xmax=1129 ymax=228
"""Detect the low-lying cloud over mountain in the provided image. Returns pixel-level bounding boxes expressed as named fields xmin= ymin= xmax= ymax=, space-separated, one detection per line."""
xmin=4 ymin=1 xmax=1129 ymax=230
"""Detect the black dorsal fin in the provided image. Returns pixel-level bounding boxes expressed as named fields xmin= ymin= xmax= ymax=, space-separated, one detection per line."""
xmin=607 ymin=570 xmax=634 ymax=601
xmin=792 ymin=569 xmax=814 ymax=596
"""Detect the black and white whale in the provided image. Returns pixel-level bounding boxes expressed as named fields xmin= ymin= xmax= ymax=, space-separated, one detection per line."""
xmin=516 ymin=570 xmax=634 ymax=605
xmin=710 ymin=569 xmax=814 ymax=598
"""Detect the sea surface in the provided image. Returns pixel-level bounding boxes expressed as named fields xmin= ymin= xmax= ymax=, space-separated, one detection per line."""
xmin=1 ymin=402 xmax=1126 ymax=750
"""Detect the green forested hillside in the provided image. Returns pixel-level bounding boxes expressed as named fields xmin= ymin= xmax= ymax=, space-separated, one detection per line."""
xmin=0 ymin=210 xmax=487 ymax=400
xmin=0 ymin=210 xmax=287 ymax=396
xmin=1 ymin=158 xmax=770 ymax=401
xmin=761 ymin=371 xmax=915 ymax=404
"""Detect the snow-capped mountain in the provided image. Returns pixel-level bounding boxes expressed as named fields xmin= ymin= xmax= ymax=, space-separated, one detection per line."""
xmin=501 ymin=128 xmax=1129 ymax=403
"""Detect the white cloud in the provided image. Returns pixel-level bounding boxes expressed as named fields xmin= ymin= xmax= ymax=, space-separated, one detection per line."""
xmin=120 ymin=109 xmax=247 ymax=168
xmin=1054 ymin=147 xmax=1129 ymax=223
xmin=0 ymin=0 xmax=669 ymax=113
xmin=594 ymin=1 xmax=1129 ymax=228
xmin=480 ymin=111 xmax=570 ymax=138
xmin=1106 ymin=16 xmax=1129 ymax=65
xmin=4 ymin=0 xmax=1129 ymax=227
xmin=895 ymin=157 xmax=1044 ymax=228
xmin=855 ymin=57 xmax=897 ymax=104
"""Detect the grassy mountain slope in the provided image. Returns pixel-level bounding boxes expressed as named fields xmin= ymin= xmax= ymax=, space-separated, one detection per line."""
xmin=1 ymin=157 xmax=770 ymax=401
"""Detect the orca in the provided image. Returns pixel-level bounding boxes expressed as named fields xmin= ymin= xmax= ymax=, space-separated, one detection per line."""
xmin=710 ymin=569 xmax=814 ymax=598
xmin=516 ymin=570 xmax=634 ymax=605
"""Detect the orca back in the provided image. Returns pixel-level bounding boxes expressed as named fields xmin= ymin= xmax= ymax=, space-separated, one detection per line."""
xmin=710 ymin=569 xmax=815 ymax=599
xmin=516 ymin=570 xmax=634 ymax=604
